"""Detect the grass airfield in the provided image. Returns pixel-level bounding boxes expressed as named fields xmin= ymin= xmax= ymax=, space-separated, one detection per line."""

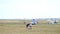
xmin=0 ymin=24 xmax=60 ymax=34
xmin=0 ymin=20 xmax=60 ymax=34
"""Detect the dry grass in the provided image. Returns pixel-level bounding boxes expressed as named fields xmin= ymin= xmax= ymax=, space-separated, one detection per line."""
xmin=0 ymin=23 xmax=60 ymax=34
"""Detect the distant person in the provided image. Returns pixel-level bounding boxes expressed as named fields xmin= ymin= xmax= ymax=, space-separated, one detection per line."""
xmin=31 ymin=19 xmax=37 ymax=25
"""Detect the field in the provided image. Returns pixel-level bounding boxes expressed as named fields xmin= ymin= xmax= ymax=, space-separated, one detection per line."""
xmin=0 ymin=20 xmax=60 ymax=34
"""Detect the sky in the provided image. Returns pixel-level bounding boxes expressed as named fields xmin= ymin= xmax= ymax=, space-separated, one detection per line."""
xmin=0 ymin=0 xmax=60 ymax=19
